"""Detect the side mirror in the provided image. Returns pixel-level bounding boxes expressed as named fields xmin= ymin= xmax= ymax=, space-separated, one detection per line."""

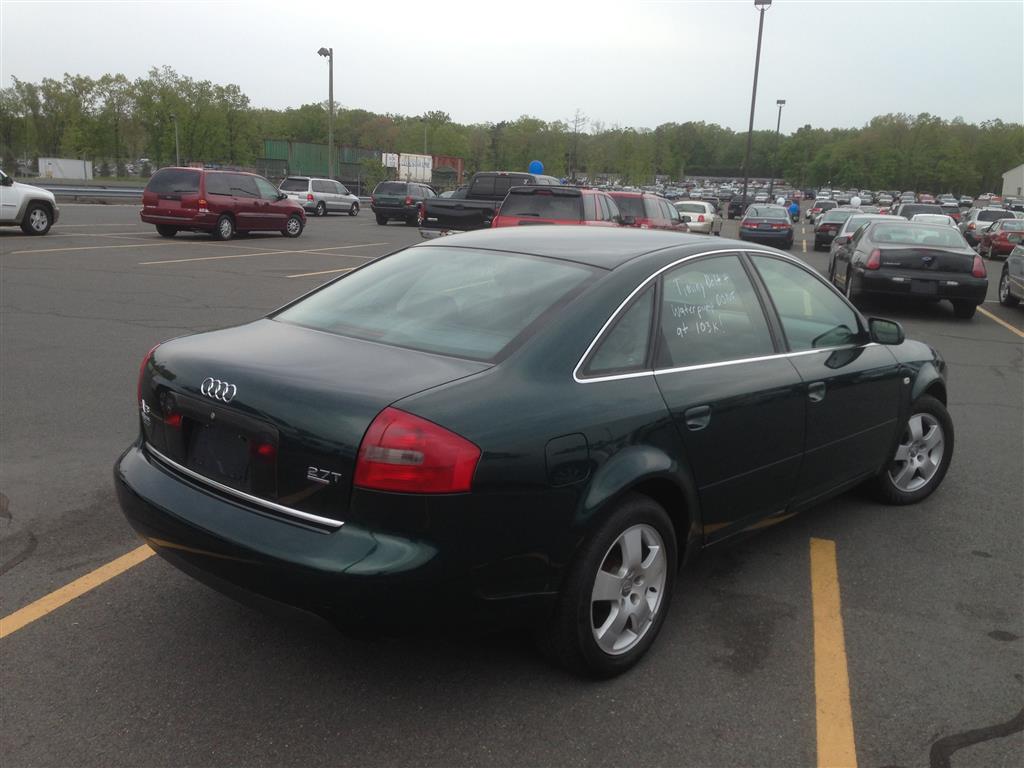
xmin=276 ymin=192 xmax=287 ymax=201
xmin=868 ymin=317 xmax=905 ymax=345
xmin=681 ymin=215 xmax=692 ymax=223
xmin=621 ymin=215 xmax=636 ymax=226
xmin=0 ymin=174 xmax=12 ymax=187
xmin=835 ymin=235 xmax=851 ymax=245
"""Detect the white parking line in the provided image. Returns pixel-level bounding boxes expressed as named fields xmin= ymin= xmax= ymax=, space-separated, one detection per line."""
xmin=11 ymin=242 xmax=177 ymax=255
xmin=140 ymin=243 xmax=388 ymax=266
xmin=286 ymin=267 xmax=357 ymax=279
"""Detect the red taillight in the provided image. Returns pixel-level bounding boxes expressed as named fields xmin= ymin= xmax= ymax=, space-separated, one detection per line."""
xmin=968 ymin=222 xmax=976 ymax=230
xmin=137 ymin=343 xmax=159 ymax=402
xmin=866 ymin=249 xmax=882 ymax=270
xmin=371 ymin=194 xmax=376 ymax=204
xmin=697 ymin=214 xmax=705 ymax=223
xmin=354 ymin=407 xmax=480 ymax=493
xmin=404 ymin=195 xmax=414 ymax=205
xmin=771 ymin=223 xmax=790 ymax=230
xmin=307 ymin=193 xmax=314 ymax=201
xmin=972 ymin=255 xmax=987 ymax=278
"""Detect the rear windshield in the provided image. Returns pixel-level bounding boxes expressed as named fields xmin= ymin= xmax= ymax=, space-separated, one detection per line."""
xmin=979 ymin=210 xmax=1012 ymax=222
xmin=279 ymin=178 xmax=309 ymax=192
xmin=869 ymin=224 xmax=966 ymax=247
xmin=676 ymin=203 xmax=706 ymax=213
xmin=500 ymin=190 xmax=582 ymax=220
xmin=1001 ymin=220 xmax=1024 ymax=231
xmin=822 ymin=210 xmax=855 ymax=223
xmin=274 ymin=247 xmax=596 ymax=362
xmin=745 ymin=206 xmax=788 ymax=219
xmin=613 ymin=197 xmax=645 ymax=218
xmin=146 ymin=168 xmax=200 ymax=195
xmin=816 ymin=201 xmax=837 ymax=209
xmin=374 ymin=182 xmax=407 ymax=195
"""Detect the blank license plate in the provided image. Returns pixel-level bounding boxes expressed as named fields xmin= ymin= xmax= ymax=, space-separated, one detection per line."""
xmin=188 ymin=424 xmax=250 ymax=487
xmin=911 ymin=280 xmax=938 ymax=295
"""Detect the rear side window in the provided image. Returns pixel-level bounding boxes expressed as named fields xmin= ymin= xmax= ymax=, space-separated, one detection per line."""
xmin=584 ymin=287 xmax=654 ymax=376
xmin=146 ymin=168 xmax=199 ymax=195
xmin=753 ymin=256 xmax=860 ymax=351
xmin=275 ymin=247 xmax=597 ymax=362
xmin=657 ymin=254 xmax=774 ymax=368
xmin=500 ymin=190 xmax=582 ymax=220
xmin=312 ymin=180 xmax=333 ymax=193
xmin=205 ymin=173 xmax=231 ymax=196
xmin=279 ymin=178 xmax=309 ymax=192
xmin=375 ymin=182 xmax=407 ymax=195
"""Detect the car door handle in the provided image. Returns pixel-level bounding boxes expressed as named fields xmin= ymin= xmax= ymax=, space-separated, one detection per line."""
xmin=808 ymin=382 xmax=826 ymax=403
xmin=684 ymin=405 xmax=711 ymax=431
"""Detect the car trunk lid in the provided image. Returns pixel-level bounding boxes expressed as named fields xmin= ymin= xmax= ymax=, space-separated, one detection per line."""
xmin=139 ymin=319 xmax=488 ymax=527
xmin=875 ymin=247 xmax=975 ymax=273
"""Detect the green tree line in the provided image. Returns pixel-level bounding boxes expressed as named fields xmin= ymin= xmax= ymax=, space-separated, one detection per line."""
xmin=2 ymin=67 xmax=1021 ymax=193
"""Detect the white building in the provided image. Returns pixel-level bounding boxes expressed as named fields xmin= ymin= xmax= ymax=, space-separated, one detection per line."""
xmin=1002 ymin=163 xmax=1024 ymax=198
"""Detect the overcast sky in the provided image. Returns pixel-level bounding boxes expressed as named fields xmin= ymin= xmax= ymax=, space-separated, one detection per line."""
xmin=2 ymin=0 xmax=1022 ymax=133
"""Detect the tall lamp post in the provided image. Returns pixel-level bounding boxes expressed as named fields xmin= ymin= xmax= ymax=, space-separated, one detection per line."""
xmin=317 ymin=47 xmax=334 ymax=178
xmin=741 ymin=0 xmax=772 ymax=206
xmin=767 ymin=98 xmax=785 ymax=198
xmin=170 ymin=113 xmax=180 ymax=166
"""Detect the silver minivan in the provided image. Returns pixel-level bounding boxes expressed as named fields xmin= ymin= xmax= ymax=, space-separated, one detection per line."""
xmin=278 ymin=176 xmax=360 ymax=216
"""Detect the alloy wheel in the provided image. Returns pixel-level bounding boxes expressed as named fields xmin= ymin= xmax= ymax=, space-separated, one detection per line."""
xmin=888 ymin=413 xmax=945 ymax=492
xmin=29 ymin=208 xmax=49 ymax=232
xmin=999 ymin=270 xmax=1010 ymax=302
xmin=218 ymin=217 xmax=232 ymax=239
xmin=590 ymin=524 xmax=667 ymax=656
xmin=286 ymin=217 xmax=302 ymax=236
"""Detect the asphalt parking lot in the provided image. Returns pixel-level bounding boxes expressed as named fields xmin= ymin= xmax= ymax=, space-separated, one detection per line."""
xmin=1 ymin=203 xmax=1021 ymax=767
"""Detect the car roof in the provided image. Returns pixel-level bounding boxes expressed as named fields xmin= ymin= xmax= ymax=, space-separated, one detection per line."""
xmin=410 ymin=227 xmax=723 ymax=270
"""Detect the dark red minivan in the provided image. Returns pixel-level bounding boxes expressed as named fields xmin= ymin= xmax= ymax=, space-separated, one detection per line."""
xmin=140 ymin=167 xmax=306 ymax=240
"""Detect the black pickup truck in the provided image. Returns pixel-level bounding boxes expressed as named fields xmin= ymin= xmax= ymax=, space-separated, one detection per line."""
xmin=419 ymin=171 xmax=562 ymax=237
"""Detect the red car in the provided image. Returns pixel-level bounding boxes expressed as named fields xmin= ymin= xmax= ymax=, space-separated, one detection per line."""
xmin=491 ymin=186 xmax=621 ymax=228
xmin=608 ymin=192 xmax=688 ymax=233
xmin=977 ymin=218 xmax=1024 ymax=259
xmin=141 ymin=167 xmax=306 ymax=240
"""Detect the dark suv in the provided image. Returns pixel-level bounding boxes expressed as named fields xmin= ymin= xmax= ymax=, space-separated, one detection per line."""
xmin=141 ymin=167 xmax=305 ymax=240
xmin=370 ymin=181 xmax=436 ymax=226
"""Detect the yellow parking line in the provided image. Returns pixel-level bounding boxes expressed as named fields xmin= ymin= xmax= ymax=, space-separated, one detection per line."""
xmin=287 ymin=267 xmax=356 ymax=278
xmin=141 ymin=242 xmax=388 ymax=266
xmin=977 ymin=306 xmax=1024 ymax=338
xmin=810 ymin=538 xmax=858 ymax=768
xmin=802 ymin=239 xmax=808 ymax=254
xmin=0 ymin=545 xmax=154 ymax=640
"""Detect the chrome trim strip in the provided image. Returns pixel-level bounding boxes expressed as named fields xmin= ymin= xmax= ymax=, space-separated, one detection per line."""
xmin=144 ymin=443 xmax=345 ymax=529
xmin=573 ymin=247 xmax=871 ymax=384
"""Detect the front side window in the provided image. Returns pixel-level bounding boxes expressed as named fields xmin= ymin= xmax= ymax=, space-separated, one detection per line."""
xmin=227 ymin=174 xmax=259 ymax=198
xmin=657 ymin=254 xmax=774 ymax=368
xmin=584 ymin=287 xmax=654 ymax=376
xmin=254 ymin=177 xmax=280 ymax=200
xmin=275 ymin=247 xmax=597 ymax=362
xmin=752 ymin=255 xmax=860 ymax=351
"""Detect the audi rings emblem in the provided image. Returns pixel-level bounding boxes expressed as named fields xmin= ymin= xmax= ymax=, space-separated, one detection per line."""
xmin=200 ymin=377 xmax=237 ymax=403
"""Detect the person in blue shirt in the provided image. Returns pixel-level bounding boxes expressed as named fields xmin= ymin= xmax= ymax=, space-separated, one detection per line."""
xmin=788 ymin=199 xmax=800 ymax=222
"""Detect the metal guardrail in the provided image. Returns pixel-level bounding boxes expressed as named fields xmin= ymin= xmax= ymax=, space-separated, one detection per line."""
xmin=39 ymin=184 xmax=143 ymax=198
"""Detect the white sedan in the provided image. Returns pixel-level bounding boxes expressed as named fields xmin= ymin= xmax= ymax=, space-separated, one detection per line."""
xmin=674 ymin=200 xmax=721 ymax=235
xmin=911 ymin=213 xmax=958 ymax=228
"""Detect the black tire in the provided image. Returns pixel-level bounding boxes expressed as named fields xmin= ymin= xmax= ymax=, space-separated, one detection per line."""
xmin=212 ymin=214 xmax=234 ymax=241
xmin=375 ymin=214 xmax=387 ymax=225
xmin=539 ymin=493 xmax=677 ymax=678
xmin=20 ymin=202 xmax=52 ymax=235
xmin=870 ymin=395 xmax=954 ymax=505
xmin=349 ymin=203 xmax=359 ymax=216
xmin=282 ymin=214 xmax=304 ymax=238
xmin=999 ymin=267 xmax=1020 ymax=307
xmin=951 ymin=300 xmax=977 ymax=319
xmin=315 ymin=202 xmax=327 ymax=217
xmin=155 ymin=225 xmax=178 ymax=238
xmin=784 ymin=238 xmax=794 ymax=250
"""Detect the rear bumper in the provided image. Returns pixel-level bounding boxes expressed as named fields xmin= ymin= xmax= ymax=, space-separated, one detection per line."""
xmin=814 ymin=231 xmax=838 ymax=245
xmin=114 ymin=444 xmax=554 ymax=630
xmin=857 ymin=269 xmax=988 ymax=302
xmin=739 ymin=229 xmax=793 ymax=245
xmin=371 ymin=204 xmax=418 ymax=218
xmin=140 ymin=209 xmax=218 ymax=230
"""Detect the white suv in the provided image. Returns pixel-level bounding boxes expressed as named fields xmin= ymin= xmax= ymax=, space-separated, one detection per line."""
xmin=0 ymin=170 xmax=60 ymax=235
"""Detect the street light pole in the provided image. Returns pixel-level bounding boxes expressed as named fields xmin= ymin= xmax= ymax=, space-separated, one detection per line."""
xmin=768 ymin=98 xmax=785 ymax=198
xmin=170 ymin=113 xmax=180 ymax=166
xmin=318 ymin=47 xmax=334 ymax=178
xmin=741 ymin=0 xmax=772 ymax=207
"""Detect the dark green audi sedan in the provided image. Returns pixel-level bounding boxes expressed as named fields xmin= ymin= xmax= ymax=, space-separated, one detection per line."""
xmin=115 ymin=227 xmax=953 ymax=677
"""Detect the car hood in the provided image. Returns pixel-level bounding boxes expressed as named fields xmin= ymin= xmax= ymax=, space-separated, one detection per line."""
xmin=12 ymin=180 xmax=56 ymax=201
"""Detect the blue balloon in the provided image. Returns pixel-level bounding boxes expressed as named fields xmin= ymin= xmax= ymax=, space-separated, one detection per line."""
xmin=528 ymin=160 xmax=544 ymax=175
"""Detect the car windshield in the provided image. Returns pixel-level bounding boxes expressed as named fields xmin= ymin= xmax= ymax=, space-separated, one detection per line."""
xmin=145 ymin=168 xmax=200 ymax=194
xmin=375 ymin=182 xmax=407 ymax=194
xmin=274 ymin=247 xmax=597 ymax=362
xmin=869 ymin=224 xmax=966 ymax=247
xmin=500 ymin=190 xmax=582 ymax=219
xmin=279 ymin=178 xmax=308 ymax=192
xmin=979 ymin=210 xmax=1012 ymax=222
xmin=612 ymin=197 xmax=645 ymax=218
xmin=745 ymin=206 xmax=787 ymax=219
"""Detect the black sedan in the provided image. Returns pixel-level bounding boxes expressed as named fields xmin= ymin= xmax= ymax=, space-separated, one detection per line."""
xmin=814 ymin=208 xmax=861 ymax=250
xmin=738 ymin=205 xmax=794 ymax=249
xmin=116 ymin=228 xmax=953 ymax=677
xmin=831 ymin=219 xmax=988 ymax=318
